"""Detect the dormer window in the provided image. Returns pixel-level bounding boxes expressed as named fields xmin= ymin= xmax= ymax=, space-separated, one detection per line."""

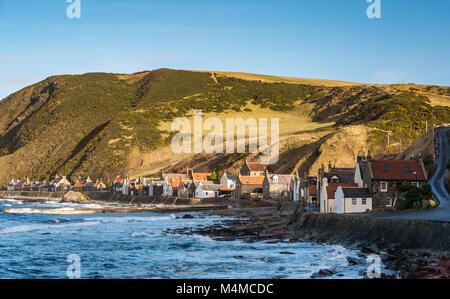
xmin=383 ymin=166 xmax=389 ymax=172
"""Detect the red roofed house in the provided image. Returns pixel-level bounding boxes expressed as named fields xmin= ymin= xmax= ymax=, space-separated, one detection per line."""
xmin=355 ymin=158 xmax=427 ymax=211
xmin=189 ymin=172 xmax=213 ymax=181
xmin=319 ymin=179 xmax=358 ymax=214
xmin=235 ymin=175 xmax=265 ymax=200
xmin=240 ymin=160 xmax=269 ymax=177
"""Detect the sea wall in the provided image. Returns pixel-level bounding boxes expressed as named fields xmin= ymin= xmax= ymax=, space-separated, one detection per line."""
xmin=0 ymin=191 xmax=66 ymax=201
xmin=0 ymin=190 xmax=235 ymax=207
xmin=281 ymin=203 xmax=450 ymax=251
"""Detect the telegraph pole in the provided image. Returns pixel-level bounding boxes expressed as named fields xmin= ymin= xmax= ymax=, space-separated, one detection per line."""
xmin=387 ymin=133 xmax=390 ymax=153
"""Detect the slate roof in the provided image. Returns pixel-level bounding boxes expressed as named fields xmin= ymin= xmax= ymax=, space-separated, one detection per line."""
xmin=324 ymin=172 xmax=355 ymax=183
xmin=224 ymin=174 xmax=238 ymax=181
xmin=199 ymin=183 xmax=224 ymax=191
xmin=341 ymin=188 xmax=372 ymax=198
xmin=266 ymin=174 xmax=295 ymax=185
xmin=359 ymin=161 xmax=373 ymax=189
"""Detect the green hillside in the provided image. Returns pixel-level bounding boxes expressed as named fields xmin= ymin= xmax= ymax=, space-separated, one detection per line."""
xmin=0 ymin=69 xmax=449 ymax=186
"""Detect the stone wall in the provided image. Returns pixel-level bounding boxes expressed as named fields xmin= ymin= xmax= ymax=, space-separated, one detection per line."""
xmin=287 ymin=210 xmax=449 ymax=251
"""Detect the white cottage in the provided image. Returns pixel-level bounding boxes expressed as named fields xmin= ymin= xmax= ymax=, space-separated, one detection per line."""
xmin=334 ymin=187 xmax=372 ymax=214
xmin=195 ymin=183 xmax=222 ymax=199
xmin=7 ymin=179 xmax=16 ymax=191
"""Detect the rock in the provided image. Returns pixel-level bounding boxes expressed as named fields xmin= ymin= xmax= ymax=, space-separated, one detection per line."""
xmin=347 ymin=256 xmax=365 ymax=266
xmin=61 ymin=191 xmax=90 ymax=203
xmin=280 ymin=251 xmax=295 ymax=255
xmin=360 ymin=243 xmax=379 ymax=254
xmin=182 ymin=214 xmax=195 ymax=219
xmin=311 ymin=268 xmax=336 ymax=278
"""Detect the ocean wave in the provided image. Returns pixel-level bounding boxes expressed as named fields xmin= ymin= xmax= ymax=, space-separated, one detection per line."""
xmin=0 ymin=221 xmax=100 ymax=235
xmin=0 ymin=199 xmax=23 ymax=205
xmin=131 ymin=232 xmax=151 ymax=238
xmin=83 ymin=215 xmax=174 ymax=224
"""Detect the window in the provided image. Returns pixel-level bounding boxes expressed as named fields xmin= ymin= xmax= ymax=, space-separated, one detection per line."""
xmin=352 ymin=198 xmax=357 ymax=205
xmin=381 ymin=181 xmax=388 ymax=192
xmin=362 ymin=198 xmax=367 ymax=205
xmin=386 ymin=198 xmax=392 ymax=207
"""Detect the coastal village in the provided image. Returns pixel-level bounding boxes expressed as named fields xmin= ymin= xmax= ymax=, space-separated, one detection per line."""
xmin=5 ymin=151 xmax=432 ymax=214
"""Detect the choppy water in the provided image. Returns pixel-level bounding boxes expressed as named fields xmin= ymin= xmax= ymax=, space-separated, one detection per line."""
xmin=0 ymin=198 xmax=388 ymax=279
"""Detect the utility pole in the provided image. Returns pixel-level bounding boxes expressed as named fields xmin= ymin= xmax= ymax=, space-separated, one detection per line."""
xmin=387 ymin=133 xmax=390 ymax=153
xmin=432 ymin=110 xmax=436 ymax=162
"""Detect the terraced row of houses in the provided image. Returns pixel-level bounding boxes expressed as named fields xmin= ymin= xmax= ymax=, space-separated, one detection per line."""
xmin=115 ymin=154 xmax=429 ymax=214
xmin=7 ymin=154 xmax=429 ymax=214
xmin=7 ymin=176 xmax=107 ymax=192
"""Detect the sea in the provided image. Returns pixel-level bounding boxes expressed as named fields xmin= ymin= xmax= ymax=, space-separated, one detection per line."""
xmin=0 ymin=198 xmax=391 ymax=279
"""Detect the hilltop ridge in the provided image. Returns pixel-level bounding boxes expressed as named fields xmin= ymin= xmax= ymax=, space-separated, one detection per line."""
xmin=0 ymin=68 xmax=449 ymax=186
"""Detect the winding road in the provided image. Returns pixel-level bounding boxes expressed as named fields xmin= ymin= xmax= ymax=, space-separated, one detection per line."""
xmin=375 ymin=127 xmax=450 ymax=222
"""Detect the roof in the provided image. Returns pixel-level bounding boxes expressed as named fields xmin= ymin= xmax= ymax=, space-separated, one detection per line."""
xmin=51 ymin=178 xmax=62 ymax=185
xmin=191 ymin=173 xmax=212 ymax=181
xmin=370 ymin=160 xmax=426 ymax=181
xmin=114 ymin=177 xmax=126 ymax=184
xmin=309 ymin=185 xmax=317 ymax=196
xmin=341 ymin=187 xmax=372 ymax=198
xmin=359 ymin=161 xmax=373 ymax=189
xmin=247 ymin=162 xmax=268 ymax=172
xmin=239 ymin=176 xmax=265 ymax=185
xmin=163 ymin=174 xmax=189 ymax=179
xmin=329 ymin=167 xmax=355 ymax=173
xmin=199 ymin=184 xmax=223 ymax=191
xmin=266 ymin=174 xmax=295 ymax=185
xmin=326 ymin=183 xmax=358 ymax=199
xmin=73 ymin=181 xmax=84 ymax=188
xmin=224 ymin=174 xmax=238 ymax=181
xmin=84 ymin=182 xmax=95 ymax=188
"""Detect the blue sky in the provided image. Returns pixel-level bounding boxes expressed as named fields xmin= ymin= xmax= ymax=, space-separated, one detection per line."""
xmin=0 ymin=0 xmax=449 ymax=99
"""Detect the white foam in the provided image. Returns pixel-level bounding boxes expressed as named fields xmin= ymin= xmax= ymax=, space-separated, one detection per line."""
xmin=0 ymin=221 xmax=100 ymax=235
xmin=83 ymin=215 xmax=173 ymax=224
xmin=0 ymin=199 xmax=23 ymax=205
xmin=131 ymin=232 xmax=151 ymax=238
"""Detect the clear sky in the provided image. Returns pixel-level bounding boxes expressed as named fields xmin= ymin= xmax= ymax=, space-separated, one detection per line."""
xmin=1 ymin=0 xmax=449 ymax=99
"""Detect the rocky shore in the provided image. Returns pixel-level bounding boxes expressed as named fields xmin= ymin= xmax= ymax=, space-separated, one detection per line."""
xmin=2 ymin=191 xmax=448 ymax=278
xmin=167 ymin=204 xmax=450 ymax=279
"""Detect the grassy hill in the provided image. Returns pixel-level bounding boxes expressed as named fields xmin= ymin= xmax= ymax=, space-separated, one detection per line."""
xmin=0 ymin=68 xmax=449 ymax=186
